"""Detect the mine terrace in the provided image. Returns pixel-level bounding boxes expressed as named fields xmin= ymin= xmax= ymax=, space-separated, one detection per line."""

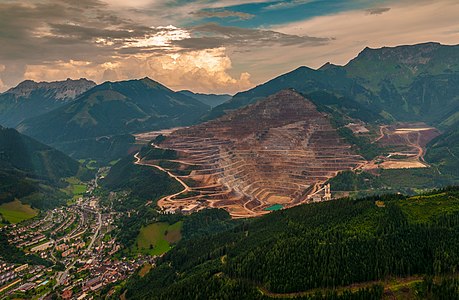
xmin=135 ymin=90 xmax=364 ymax=218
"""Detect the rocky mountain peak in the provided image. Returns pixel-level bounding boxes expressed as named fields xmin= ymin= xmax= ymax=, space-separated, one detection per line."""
xmin=4 ymin=78 xmax=96 ymax=100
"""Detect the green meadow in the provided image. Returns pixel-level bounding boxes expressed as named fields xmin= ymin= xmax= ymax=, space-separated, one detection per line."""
xmin=135 ymin=221 xmax=183 ymax=256
xmin=0 ymin=200 xmax=38 ymax=223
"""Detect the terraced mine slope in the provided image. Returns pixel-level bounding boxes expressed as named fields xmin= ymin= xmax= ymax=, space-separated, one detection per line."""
xmin=138 ymin=90 xmax=364 ymax=218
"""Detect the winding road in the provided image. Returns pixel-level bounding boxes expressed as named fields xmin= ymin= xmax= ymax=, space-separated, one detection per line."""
xmin=134 ymin=152 xmax=191 ymax=208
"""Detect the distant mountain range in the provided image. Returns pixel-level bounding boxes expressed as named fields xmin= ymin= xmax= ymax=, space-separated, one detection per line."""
xmin=0 ymin=42 xmax=458 ymax=174
xmin=179 ymin=90 xmax=232 ymax=107
xmin=16 ymin=78 xmax=211 ymax=160
xmin=203 ymin=42 xmax=459 ymax=177
xmin=0 ymin=78 xmax=96 ymax=127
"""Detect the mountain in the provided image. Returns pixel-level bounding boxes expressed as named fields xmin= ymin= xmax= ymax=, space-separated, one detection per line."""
xmin=0 ymin=126 xmax=81 ymax=208
xmin=179 ymin=90 xmax=232 ymax=107
xmin=209 ymin=42 xmax=459 ymax=127
xmin=123 ymin=188 xmax=459 ymax=299
xmin=141 ymin=90 xmax=363 ymax=218
xmin=344 ymin=42 xmax=459 ymax=125
xmin=16 ymin=78 xmax=210 ymax=160
xmin=0 ymin=78 xmax=96 ymax=127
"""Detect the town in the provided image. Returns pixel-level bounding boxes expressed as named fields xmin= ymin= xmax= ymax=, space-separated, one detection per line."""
xmin=0 ymin=174 xmax=155 ymax=299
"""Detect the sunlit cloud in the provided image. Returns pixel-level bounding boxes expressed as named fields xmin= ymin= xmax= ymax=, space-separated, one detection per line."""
xmin=123 ymin=26 xmax=191 ymax=49
xmin=191 ymin=9 xmax=255 ymax=20
xmin=24 ymin=48 xmax=253 ymax=94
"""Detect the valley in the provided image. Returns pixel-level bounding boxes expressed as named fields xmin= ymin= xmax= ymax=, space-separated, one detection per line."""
xmin=0 ymin=169 xmax=154 ymax=299
xmin=2 ymin=39 xmax=459 ymax=299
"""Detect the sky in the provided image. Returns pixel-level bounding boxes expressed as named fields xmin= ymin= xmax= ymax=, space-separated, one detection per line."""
xmin=1 ymin=0 xmax=459 ymax=94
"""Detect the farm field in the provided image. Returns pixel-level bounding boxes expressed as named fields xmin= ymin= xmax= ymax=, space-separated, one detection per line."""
xmin=135 ymin=221 xmax=182 ymax=256
xmin=0 ymin=199 xmax=38 ymax=223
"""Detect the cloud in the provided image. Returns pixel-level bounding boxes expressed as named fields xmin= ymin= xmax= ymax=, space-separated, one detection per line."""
xmin=174 ymin=23 xmax=330 ymax=50
xmin=24 ymin=48 xmax=253 ymax=94
xmin=3 ymin=0 xmax=459 ymax=95
xmin=271 ymin=0 xmax=459 ymax=68
xmin=0 ymin=0 xmax=256 ymax=93
xmin=263 ymin=0 xmax=313 ymax=11
xmin=366 ymin=7 xmax=391 ymax=15
xmin=192 ymin=10 xmax=254 ymax=20
xmin=0 ymin=0 xmax=331 ymax=93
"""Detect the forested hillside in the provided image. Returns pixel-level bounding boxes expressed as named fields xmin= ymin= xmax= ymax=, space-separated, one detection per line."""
xmin=426 ymin=125 xmax=459 ymax=177
xmin=0 ymin=127 xmax=85 ymax=208
xmin=16 ymin=78 xmax=210 ymax=160
xmin=103 ymin=155 xmax=181 ymax=202
xmin=123 ymin=188 xmax=459 ymax=299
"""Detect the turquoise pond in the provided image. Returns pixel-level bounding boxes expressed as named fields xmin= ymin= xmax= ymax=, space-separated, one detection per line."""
xmin=265 ymin=204 xmax=283 ymax=211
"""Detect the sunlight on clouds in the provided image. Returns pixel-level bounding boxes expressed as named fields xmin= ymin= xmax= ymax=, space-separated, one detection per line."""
xmin=124 ymin=26 xmax=190 ymax=49
xmin=23 ymin=22 xmax=252 ymax=94
xmin=24 ymin=48 xmax=252 ymax=94
xmin=102 ymin=0 xmax=154 ymax=7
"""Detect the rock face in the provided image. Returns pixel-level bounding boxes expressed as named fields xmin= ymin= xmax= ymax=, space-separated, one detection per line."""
xmin=0 ymin=78 xmax=96 ymax=127
xmin=5 ymin=78 xmax=96 ymax=100
xmin=150 ymin=90 xmax=363 ymax=218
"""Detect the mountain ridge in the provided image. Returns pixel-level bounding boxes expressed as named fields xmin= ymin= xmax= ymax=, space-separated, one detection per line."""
xmin=16 ymin=77 xmax=211 ymax=160
xmin=0 ymin=78 xmax=96 ymax=127
xmin=208 ymin=42 xmax=459 ymax=126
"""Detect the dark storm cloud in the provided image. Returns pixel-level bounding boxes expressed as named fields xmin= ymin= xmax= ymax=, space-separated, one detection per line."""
xmin=366 ymin=7 xmax=391 ymax=15
xmin=174 ymin=23 xmax=330 ymax=50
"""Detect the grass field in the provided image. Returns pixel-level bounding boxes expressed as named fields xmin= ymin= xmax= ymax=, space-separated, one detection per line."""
xmin=0 ymin=199 xmax=38 ymax=223
xmin=64 ymin=177 xmax=87 ymax=201
xmin=138 ymin=263 xmax=152 ymax=278
xmin=109 ymin=159 xmax=120 ymax=166
xmin=72 ymin=184 xmax=87 ymax=195
xmin=135 ymin=221 xmax=183 ymax=256
xmin=86 ymin=160 xmax=98 ymax=170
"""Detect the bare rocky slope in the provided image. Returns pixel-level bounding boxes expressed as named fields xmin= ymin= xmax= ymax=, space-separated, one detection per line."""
xmin=140 ymin=90 xmax=363 ymax=217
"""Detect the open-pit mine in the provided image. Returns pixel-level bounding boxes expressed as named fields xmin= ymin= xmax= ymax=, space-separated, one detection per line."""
xmin=361 ymin=123 xmax=440 ymax=171
xmin=135 ymin=90 xmax=364 ymax=218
